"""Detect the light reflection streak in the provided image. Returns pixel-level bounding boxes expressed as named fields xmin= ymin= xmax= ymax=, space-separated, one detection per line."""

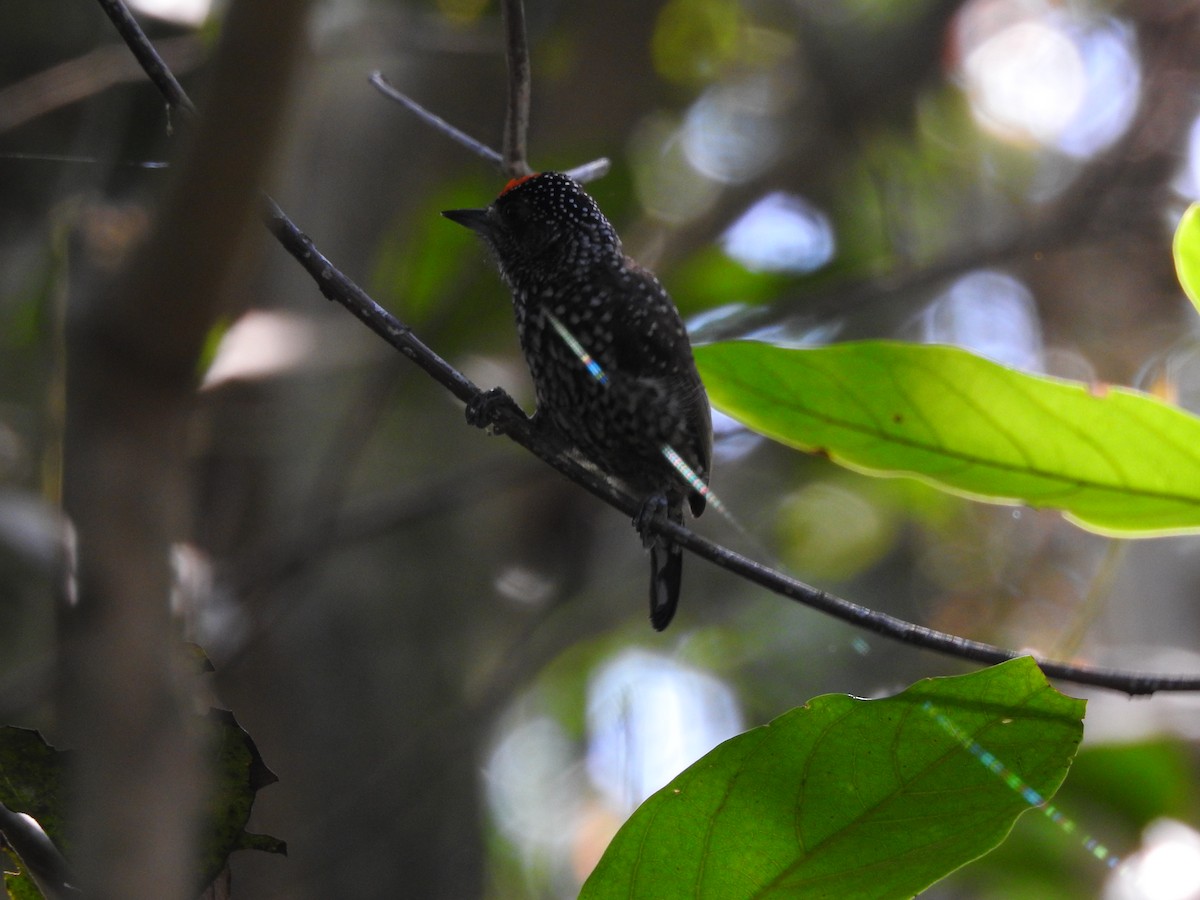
xmin=922 ymin=700 xmax=1121 ymax=869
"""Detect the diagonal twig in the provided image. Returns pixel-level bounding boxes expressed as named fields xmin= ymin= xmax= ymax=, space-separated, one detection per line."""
xmin=95 ymin=0 xmax=1200 ymax=696
xmin=369 ymin=72 xmax=504 ymax=169
xmin=94 ymin=0 xmax=196 ymax=118
xmin=369 ymin=73 xmax=611 ymax=184
xmin=262 ymin=204 xmax=1200 ymax=697
xmin=371 ymin=3 xmax=609 ymax=184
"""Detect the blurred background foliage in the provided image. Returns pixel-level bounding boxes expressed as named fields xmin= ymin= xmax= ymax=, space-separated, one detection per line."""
xmin=3 ymin=0 xmax=1200 ymax=897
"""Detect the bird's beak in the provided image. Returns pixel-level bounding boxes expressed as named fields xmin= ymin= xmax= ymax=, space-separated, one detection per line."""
xmin=441 ymin=207 xmax=492 ymax=235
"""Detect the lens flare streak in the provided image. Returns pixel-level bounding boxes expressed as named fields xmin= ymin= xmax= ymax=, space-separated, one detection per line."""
xmin=922 ymin=700 xmax=1120 ymax=869
xmin=545 ymin=310 xmax=725 ymax=513
xmin=546 ymin=310 xmax=609 ymax=386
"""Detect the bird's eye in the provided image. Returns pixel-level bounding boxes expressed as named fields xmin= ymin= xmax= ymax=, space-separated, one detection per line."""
xmin=502 ymin=198 xmax=556 ymax=253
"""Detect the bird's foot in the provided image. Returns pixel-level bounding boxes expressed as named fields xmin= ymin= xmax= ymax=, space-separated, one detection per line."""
xmin=465 ymin=387 xmax=526 ymax=435
xmin=634 ymin=492 xmax=670 ymax=549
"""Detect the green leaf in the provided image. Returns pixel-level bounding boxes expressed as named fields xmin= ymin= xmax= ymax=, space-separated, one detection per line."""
xmin=582 ymin=658 xmax=1084 ymax=900
xmin=1173 ymin=202 xmax=1200 ymax=314
xmin=199 ymin=708 xmax=287 ymax=887
xmin=196 ymin=315 xmax=230 ymax=379
xmin=695 ymin=340 xmax=1200 ymax=536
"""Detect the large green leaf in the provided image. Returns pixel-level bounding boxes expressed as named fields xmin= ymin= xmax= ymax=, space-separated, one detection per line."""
xmin=695 ymin=340 xmax=1200 ymax=535
xmin=1173 ymin=202 xmax=1200 ymax=314
xmin=581 ymin=658 xmax=1084 ymax=900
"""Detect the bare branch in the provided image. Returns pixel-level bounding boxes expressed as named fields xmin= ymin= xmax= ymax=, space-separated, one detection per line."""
xmin=368 ymin=0 xmax=538 ymax=181
xmin=94 ymin=0 xmax=196 ymax=117
xmin=369 ymin=72 xmax=504 ymax=169
xmin=263 ymin=204 xmax=1200 ymax=696
xmin=500 ymin=0 xmax=532 ymax=176
xmin=370 ymin=69 xmax=611 ymax=184
xmin=99 ymin=0 xmax=1200 ymax=696
xmin=564 ymin=156 xmax=613 ymax=184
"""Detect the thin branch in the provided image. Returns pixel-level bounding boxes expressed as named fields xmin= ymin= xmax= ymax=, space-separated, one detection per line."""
xmin=263 ymin=206 xmax=1200 ymax=696
xmin=500 ymin=0 xmax=532 ymax=176
xmin=369 ymin=72 xmax=504 ymax=169
xmin=261 ymin=198 xmax=476 ymax=401
xmin=369 ymin=73 xmax=610 ymax=184
xmin=94 ymin=0 xmax=197 ymax=117
xmin=564 ymin=156 xmax=612 ymax=184
xmin=98 ymin=0 xmax=1200 ymax=696
xmin=372 ymin=10 xmax=610 ymax=184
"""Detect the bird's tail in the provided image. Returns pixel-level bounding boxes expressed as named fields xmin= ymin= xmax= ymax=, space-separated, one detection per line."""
xmin=648 ymin=503 xmax=684 ymax=631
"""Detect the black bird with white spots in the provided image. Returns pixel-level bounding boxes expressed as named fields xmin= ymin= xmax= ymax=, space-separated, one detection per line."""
xmin=444 ymin=172 xmax=712 ymax=630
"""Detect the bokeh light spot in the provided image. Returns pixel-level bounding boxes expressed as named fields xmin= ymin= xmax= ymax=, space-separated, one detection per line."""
xmin=128 ymin=0 xmax=211 ymax=26
xmin=586 ymin=649 xmax=742 ymax=812
xmin=682 ymin=77 xmax=785 ymax=184
xmin=721 ymin=192 xmax=835 ymax=274
xmin=963 ymin=18 xmax=1085 ymax=145
xmin=1106 ymin=819 xmax=1200 ymax=900
xmin=954 ymin=1 xmax=1140 ymax=155
xmin=921 ymin=270 xmax=1044 ymax=371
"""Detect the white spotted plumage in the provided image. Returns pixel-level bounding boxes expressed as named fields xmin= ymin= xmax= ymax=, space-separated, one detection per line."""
xmin=444 ymin=172 xmax=712 ymax=630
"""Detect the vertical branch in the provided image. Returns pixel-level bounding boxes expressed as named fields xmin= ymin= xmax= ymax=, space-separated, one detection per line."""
xmin=500 ymin=0 xmax=532 ymax=176
xmin=64 ymin=0 xmax=308 ymax=895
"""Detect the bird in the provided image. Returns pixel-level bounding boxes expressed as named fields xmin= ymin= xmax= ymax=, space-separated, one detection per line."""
xmin=443 ymin=171 xmax=712 ymax=630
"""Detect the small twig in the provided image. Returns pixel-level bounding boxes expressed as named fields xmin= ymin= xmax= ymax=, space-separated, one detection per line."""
xmin=564 ymin=156 xmax=612 ymax=184
xmin=500 ymin=0 xmax=532 ymax=177
xmin=97 ymin=0 xmax=1200 ymax=696
xmin=94 ymin=0 xmax=196 ymax=118
xmin=369 ymin=72 xmax=504 ymax=169
xmin=370 ymin=70 xmax=610 ymax=185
